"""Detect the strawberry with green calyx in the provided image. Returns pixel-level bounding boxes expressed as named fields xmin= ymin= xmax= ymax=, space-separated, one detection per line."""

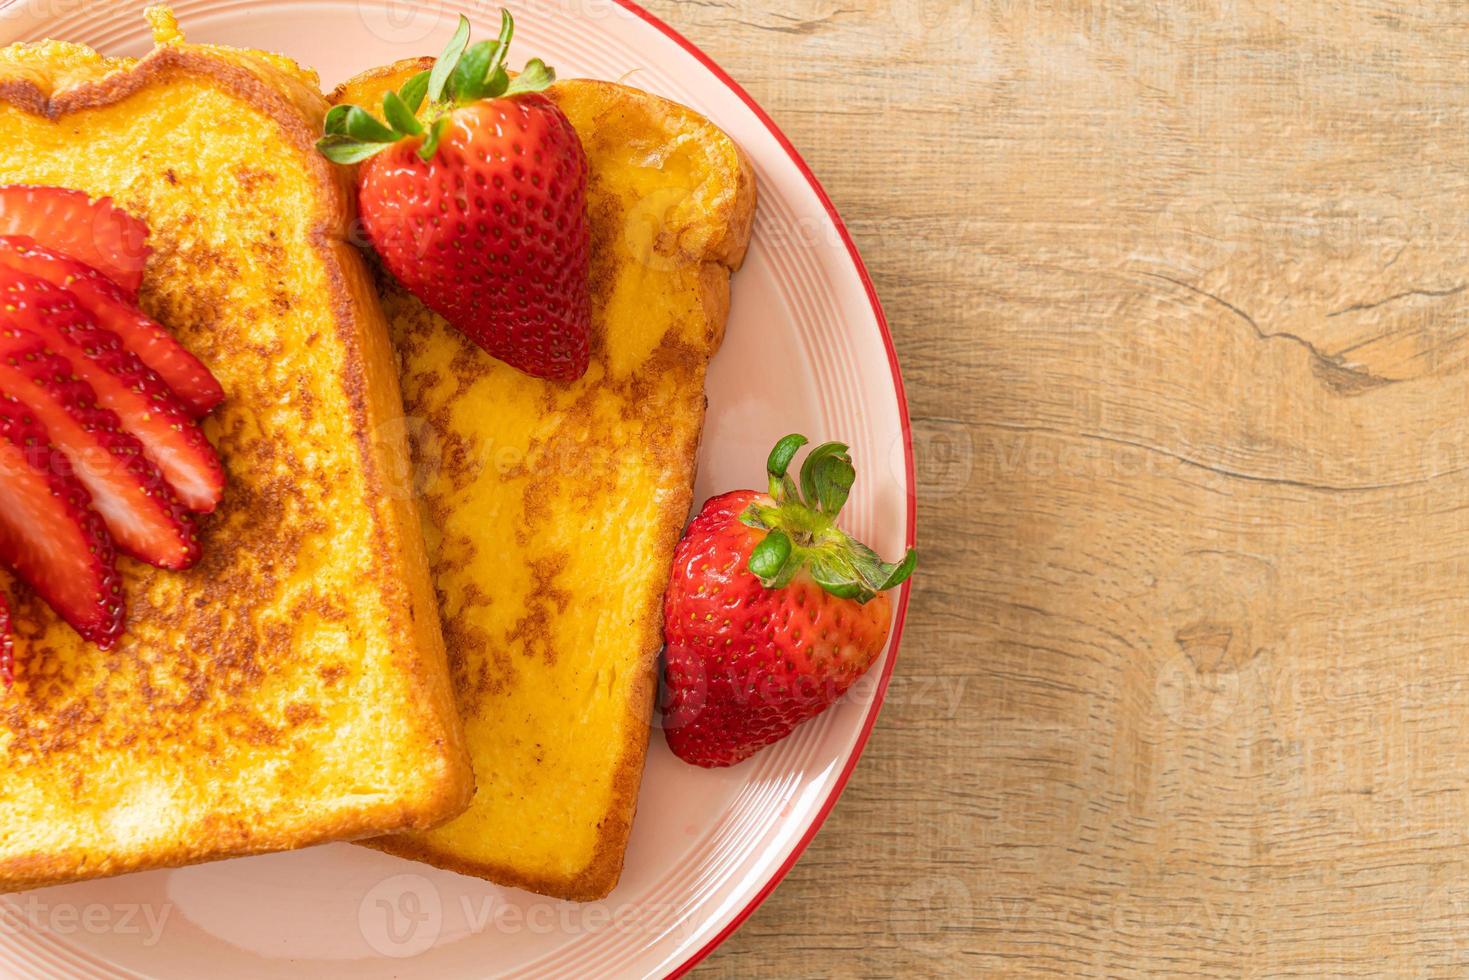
xmin=661 ymin=435 xmax=916 ymax=768
xmin=318 ymin=11 xmax=591 ymax=381
xmin=742 ymin=434 xmax=916 ymax=601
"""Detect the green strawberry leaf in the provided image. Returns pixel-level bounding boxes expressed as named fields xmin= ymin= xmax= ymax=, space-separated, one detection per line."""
xmin=316 ymin=134 xmax=395 ymax=164
xmin=497 ymin=10 xmax=516 ymax=42
xmin=764 ymin=434 xmax=809 ymax=503
xmin=798 ymin=442 xmax=850 ymax=512
xmin=487 ymin=9 xmax=515 ymax=76
xmin=777 ymin=472 xmax=801 ymax=506
xmin=766 ymin=434 xmax=808 ymax=482
xmin=809 ymin=450 xmax=855 ymax=515
xmin=877 ymin=548 xmax=917 ymax=590
xmin=343 ymin=105 xmax=398 ymax=143
xmin=808 ymin=554 xmax=867 ymax=601
xmin=483 ymin=66 xmax=511 ymax=99
xmin=748 ymin=529 xmax=792 ymax=584
xmin=418 ymin=116 xmax=451 ymax=161
xmin=398 ymin=70 xmax=431 ymax=113
xmin=845 ymin=536 xmax=887 ymax=581
xmin=504 ymin=58 xmax=556 ymax=96
xmin=427 ymin=14 xmax=472 ymax=103
xmin=323 ymin=103 xmax=352 ymax=136
xmin=739 ymin=434 xmax=917 ymax=604
xmin=450 ymin=40 xmax=497 ymax=103
xmin=382 ymin=90 xmax=423 ymax=136
xmin=739 ymin=504 xmax=771 ymax=531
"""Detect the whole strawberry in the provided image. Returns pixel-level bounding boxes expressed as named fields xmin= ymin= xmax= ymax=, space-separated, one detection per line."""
xmin=319 ymin=12 xmax=590 ymax=380
xmin=662 ymin=435 xmax=916 ymax=768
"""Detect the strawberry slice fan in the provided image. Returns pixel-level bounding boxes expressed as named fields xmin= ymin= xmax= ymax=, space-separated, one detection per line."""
xmin=0 ymin=267 xmax=223 ymax=513
xmin=0 ymin=184 xmax=151 ymax=297
xmin=0 ymin=327 xmax=200 ymax=570
xmin=0 ymin=391 xmax=124 ymax=650
xmin=0 ymin=236 xmax=222 ymax=416
xmin=0 ymin=185 xmax=227 ymax=676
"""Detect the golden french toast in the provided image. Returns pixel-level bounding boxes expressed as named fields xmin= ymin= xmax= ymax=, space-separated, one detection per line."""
xmin=333 ymin=60 xmax=755 ymax=899
xmin=0 ymin=11 xmax=472 ymax=890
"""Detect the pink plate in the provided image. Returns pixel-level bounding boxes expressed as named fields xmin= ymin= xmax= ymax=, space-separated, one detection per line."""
xmin=0 ymin=1 xmax=914 ymax=976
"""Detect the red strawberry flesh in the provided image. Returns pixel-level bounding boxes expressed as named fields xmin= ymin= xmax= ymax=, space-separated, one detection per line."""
xmin=0 ymin=236 xmax=222 ymax=417
xmin=0 ymin=393 xmax=124 ymax=648
xmin=357 ymin=95 xmax=591 ymax=381
xmin=0 ymin=326 xmax=199 ymax=569
xmin=0 ymin=185 xmax=150 ymax=298
xmin=0 ymin=266 xmax=224 ymax=513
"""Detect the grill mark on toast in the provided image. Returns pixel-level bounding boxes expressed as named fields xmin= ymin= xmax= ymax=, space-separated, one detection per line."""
xmin=503 ymin=554 xmax=573 ymax=672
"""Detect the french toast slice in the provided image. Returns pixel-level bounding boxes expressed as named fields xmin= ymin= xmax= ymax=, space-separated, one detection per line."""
xmin=0 ymin=12 xmax=473 ymax=890
xmin=332 ymin=61 xmax=755 ymax=900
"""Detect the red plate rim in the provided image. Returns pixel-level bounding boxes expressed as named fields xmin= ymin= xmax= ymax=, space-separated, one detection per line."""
xmin=602 ymin=2 xmax=919 ymax=976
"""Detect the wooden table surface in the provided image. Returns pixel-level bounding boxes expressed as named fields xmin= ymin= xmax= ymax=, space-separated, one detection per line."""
xmin=660 ymin=1 xmax=1469 ymax=976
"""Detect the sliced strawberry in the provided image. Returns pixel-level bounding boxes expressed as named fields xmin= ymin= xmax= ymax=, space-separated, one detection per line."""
xmin=0 ymin=267 xmax=224 ymax=513
xmin=0 ymin=237 xmax=222 ymax=417
xmin=0 ymin=393 xmax=124 ymax=648
xmin=0 ymin=327 xmax=199 ymax=569
xmin=0 ymin=186 xmax=150 ymax=298
xmin=0 ymin=591 xmax=12 ymax=684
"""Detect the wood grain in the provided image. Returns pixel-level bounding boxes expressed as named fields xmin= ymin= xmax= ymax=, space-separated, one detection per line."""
xmin=655 ymin=0 xmax=1469 ymax=975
